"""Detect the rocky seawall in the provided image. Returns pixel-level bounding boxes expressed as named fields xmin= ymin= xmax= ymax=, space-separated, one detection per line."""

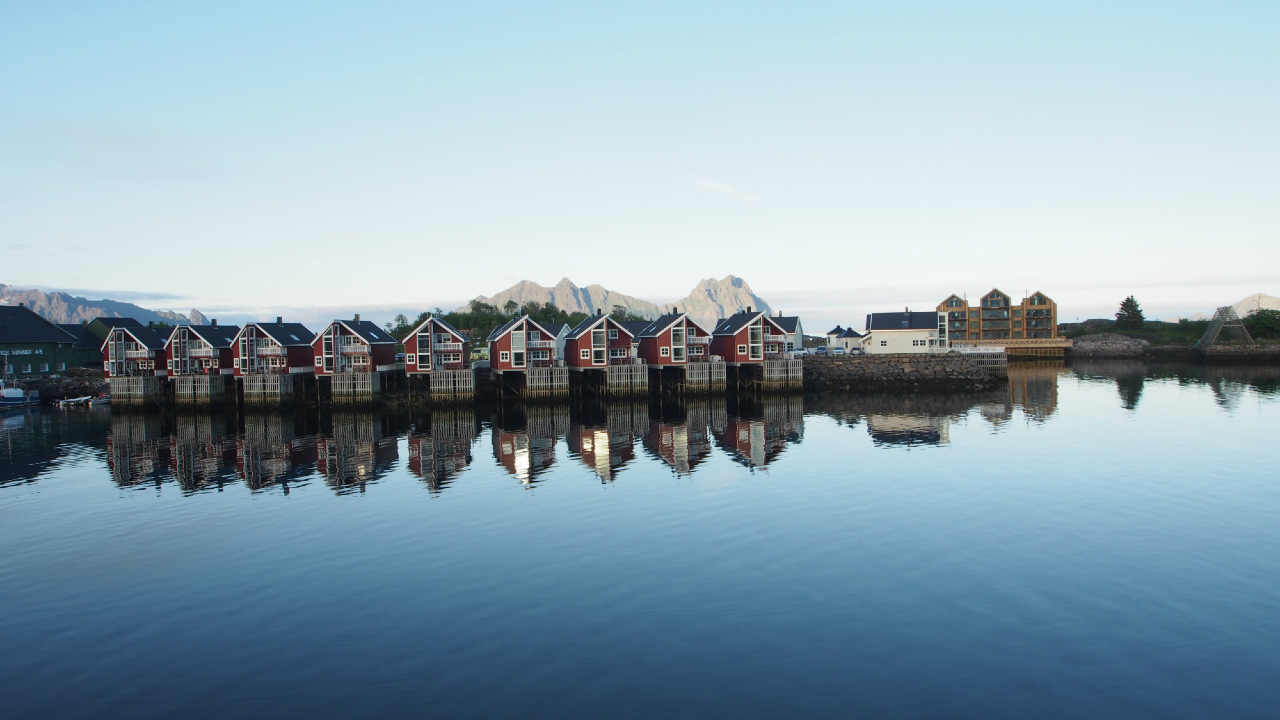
xmin=14 ymin=372 xmax=109 ymax=402
xmin=1069 ymin=335 xmax=1280 ymax=364
xmin=803 ymin=354 xmax=1000 ymax=393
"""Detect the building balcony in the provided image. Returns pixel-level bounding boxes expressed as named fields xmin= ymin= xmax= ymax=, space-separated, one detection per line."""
xmin=187 ymin=347 xmax=216 ymax=357
xmin=527 ymin=340 xmax=556 ymax=349
xmin=253 ymin=345 xmax=285 ymax=357
xmin=123 ymin=349 xmax=152 ymax=359
xmin=433 ymin=342 xmax=463 ymax=352
xmin=686 ymin=336 xmax=711 ymax=345
xmin=340 ymin=343 xmax=370 ymax=355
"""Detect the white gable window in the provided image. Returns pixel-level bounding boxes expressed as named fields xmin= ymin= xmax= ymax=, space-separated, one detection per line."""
xmin=500 ymin=351 xmax=510 ymax=362
xmin=406 ymin=354 xmax=416 ymax=365
xmin=737 ymin=345 xmax=747 ymax=355
xmin=607 ymin=329 xmax=618 ymax=339
xmin=660 ymin=346 xmax=670 ymax=357
xmin=580 ymin=348 xmax=590 ymax=359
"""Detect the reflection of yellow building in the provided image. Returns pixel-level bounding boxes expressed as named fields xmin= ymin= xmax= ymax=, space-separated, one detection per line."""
xmin=865 ymin=414 xmax=949 ymax=446
xmin=939 ymin=289 xmax=1070 ymax=357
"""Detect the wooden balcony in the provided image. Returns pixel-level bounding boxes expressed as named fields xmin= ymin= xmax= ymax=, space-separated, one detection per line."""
xmin=527 ymin=340 xmax=556 ymax=349
xmin=187 ymin=347 xmax=216 ymax=357
xmin=253 ymin=345 xmax=284 ymax=357
xmin=433 ymin=342 xmax=463 ymax=352
xmin=686 ymin=336 xmax=711 ymax=345
xmin=123 ymin=349 xmax=152 ymax=359
xmin=340 ymin=343 xmax=370 ymax=355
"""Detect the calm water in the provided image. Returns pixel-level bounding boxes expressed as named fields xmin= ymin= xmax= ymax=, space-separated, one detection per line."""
xmin=2 ymin=362 xmax=1279 ymax=719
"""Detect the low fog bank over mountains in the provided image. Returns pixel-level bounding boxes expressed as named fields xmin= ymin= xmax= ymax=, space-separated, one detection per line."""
xmin=0 ymin=284 xmax=204 ymax=326
xmin=468 ymin=276 xmax=772 ymax=330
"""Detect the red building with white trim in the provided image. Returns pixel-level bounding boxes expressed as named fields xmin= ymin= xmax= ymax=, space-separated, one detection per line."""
xmin=231 ymin=319 xmax=316 ymax=376
xmin=164 ymin=322 xmax=240 ymax=377
xmin=710 ymin=309 xmax=788 ymax=366
xmin=403 ymin=316 xmax=470 ymax=374
xmin=310 ymin=317 xmax=399 ymax=376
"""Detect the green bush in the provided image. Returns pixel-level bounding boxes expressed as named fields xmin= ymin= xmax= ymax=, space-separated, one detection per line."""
xmin=1245 ymin=309 xmax=1280 ymax=339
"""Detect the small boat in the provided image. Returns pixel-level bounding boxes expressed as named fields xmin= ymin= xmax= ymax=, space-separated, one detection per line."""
xmin=90 ymin=394 xmax=111 ymax=406
xmin=58 ymin=396 xmax=93 ymax=408
xmin=1 ymin=381 xmax=40 ymax=408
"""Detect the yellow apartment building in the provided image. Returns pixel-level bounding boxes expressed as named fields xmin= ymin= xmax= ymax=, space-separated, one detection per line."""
xmin=938 ymin=289 xmax=1068 ymax=357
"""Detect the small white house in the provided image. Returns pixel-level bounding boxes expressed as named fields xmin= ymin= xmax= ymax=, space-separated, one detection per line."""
xmin=862 ymin=311 xmax=948 ymax=355
xmin=833 ymin=327 xmax=864 ymax=353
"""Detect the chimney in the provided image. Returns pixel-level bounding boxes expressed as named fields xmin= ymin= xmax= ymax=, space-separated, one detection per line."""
xmin=148 ymin=321 xmax=154 ymax=328
xmin=596 ymin=308 xmax=601 ymax=316
xmin=747 ymin=306 xmax=752 ymax=313
xmin=354 ymin=313 xmax=360 ymax=323
xmin=211 ymin=319 xmax=217 ymax=327
xmin=276 ymin=316 xmax=283 ymax=324
xmin=17 ymin=302 xmax=23 ymax=308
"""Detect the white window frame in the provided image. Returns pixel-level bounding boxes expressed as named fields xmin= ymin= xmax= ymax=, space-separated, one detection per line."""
xmin=406 ymin=353 xmax=416 ymax=365
xmin=500 ymin=351 xmax=510 ymax=362
xmin=607 ymin=329 xmax=618 ymax=339
xmin=580 ymin=348 xmax=590 ymax=359
xmin=737 ymin=345 xmax=747 ymax=355
xmin=660 ymin=346 xmax=670 ymax=357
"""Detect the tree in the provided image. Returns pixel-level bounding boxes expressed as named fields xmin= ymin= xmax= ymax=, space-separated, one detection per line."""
xmin=1115 ymin=296 xmax=1145 ymax=331
xmin=1244 ymin=308 xmax=1280 ymax=340
xmin=610 ymin=304 xmax=647 ymax=323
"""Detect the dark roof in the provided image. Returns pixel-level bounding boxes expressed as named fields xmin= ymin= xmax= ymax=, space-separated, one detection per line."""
xmin=487 ymin=317 xmax=520 ymax=342
xmin=618 ymin=320 xmax=651 ymax=338
xmin=337 ymin=320 xmax=396 ymax=345
xmin=253 ymin=322 xmax=314 ymax=347
xmin=85 ymin=316 xmax=143 ymax=341
xmin=99 ymin=325 xmax=167 ymax=350
xmin=713 ymin=311 xmax=776 ymax=336
xmin=865 ymin=312 xmax=940 ymax=332
xmin=838 ymin=328 xmax=864 ymax=338
xmin=430 ymin=316 xmax=467 ymax=340
xmin=0 ymin=306 xmax=79 ymax=344
xmin=57 ymin=323 xmax=99 ymax=349
xmin=184 ymin=324 xmax=242 ymax=349
xmin=637 ymin=313 xmax=684 ymax=338
xmin=826 ymin=325 xmax=844 ymax=335
xmin=771 ymin=316 xmax=800 ymax=333
xmin=567 ymin=315 xmax=604 ymax=340
xmin=486 ymin=315 xmax=557 ymax=343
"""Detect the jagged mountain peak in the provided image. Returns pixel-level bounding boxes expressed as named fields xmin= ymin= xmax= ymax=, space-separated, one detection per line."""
xmin=466 ymin=276 xmax=772 ymax=331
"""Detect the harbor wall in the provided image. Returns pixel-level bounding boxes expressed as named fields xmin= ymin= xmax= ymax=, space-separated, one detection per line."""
xmin=803 ymin=354 xmax=1000 ymax=393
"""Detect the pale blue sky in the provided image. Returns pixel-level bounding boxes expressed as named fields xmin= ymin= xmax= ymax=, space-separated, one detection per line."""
xmin=3 ymin=1 xmax=1277 ymax=328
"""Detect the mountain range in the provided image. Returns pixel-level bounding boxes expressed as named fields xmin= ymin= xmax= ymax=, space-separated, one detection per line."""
xmin=0 ymin=284 xmax=205 ymax=326
xmin=468 ymin=276 xmax=772 ymax=330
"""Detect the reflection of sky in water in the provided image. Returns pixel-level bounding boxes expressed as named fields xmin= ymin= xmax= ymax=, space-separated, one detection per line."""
xmin=2 ymin=363 xmax=1279 ymax=717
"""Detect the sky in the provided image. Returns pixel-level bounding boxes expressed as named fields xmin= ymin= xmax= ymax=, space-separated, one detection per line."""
xmin=2 ymin=1 xmax=1278 ymax=330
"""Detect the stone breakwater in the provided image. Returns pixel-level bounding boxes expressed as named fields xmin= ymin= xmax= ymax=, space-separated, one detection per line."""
xmin=803 ymin=354 xmax=1001 ymax=393
xmin=17 ymin=372 xmax=109 ymax=402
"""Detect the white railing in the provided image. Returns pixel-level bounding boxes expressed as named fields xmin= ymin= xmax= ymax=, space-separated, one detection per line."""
xmin=253 ymin=345 xmax=284 ymax=357
xmin=340 ymin=343 xmax=371 ymax=355
xmin=433 ymin=342 xmax=463 ymax=352
xmin=687 ymin=336 xmax=711 ymax=345
xmin=124 ymin=349 xmax=151 ymax=359
xmin=187 ymin=347 xmax=216 ymax=357
xmin=527 ymin=340 xmax=555 ymax=349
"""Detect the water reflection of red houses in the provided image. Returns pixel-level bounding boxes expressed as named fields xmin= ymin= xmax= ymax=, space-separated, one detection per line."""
xmin=167 ymin=414 xmax=236 ymax=491
xmin=237 ymin=413 xmax=318 ymax=490
xmin=642 ymin=421 xmax=712 ymax=475
xmin=712 ymin=397 xmax=804 ymax=470
xmin=106 ymin=414 xmax=167 ymax=486
xmin=406 ymin=407 xmax=479 ymax=493
xmin=316 ymin=412 xmax=399 ymax=492
xmin=491 ymin=406 xmax=567 ymax=484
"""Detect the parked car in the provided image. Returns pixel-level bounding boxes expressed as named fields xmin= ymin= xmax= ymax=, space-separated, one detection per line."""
xmin=814 ymin=346 xmax=827 ymax=355
xmin=832 ymin=347 xmax=846 ymax=356
xmin=395 ymin=352 xmax=406 ymax=362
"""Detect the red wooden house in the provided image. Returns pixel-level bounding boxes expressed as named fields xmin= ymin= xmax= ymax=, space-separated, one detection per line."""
xmin=710 ymin=309 xmax=788 ymax=365
xmin=564 ymin=314 xmax=636 ymax=368
xmin=487 ymin=315 xmax=560 ymax=372
xmin=634 ymin=312 xmax=713 ymax=367
xmin=101 ymin=324 xmax=169 ymax=378
xmin=163 ymin=321 xmax=240 ymax=377
xmin=310 ymin=316 xmax=399 ymax=376
xmin=403 ymin=316 xmax=470 ymax=374
xmin=231 ymin=318 xmax=316 ymax=376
